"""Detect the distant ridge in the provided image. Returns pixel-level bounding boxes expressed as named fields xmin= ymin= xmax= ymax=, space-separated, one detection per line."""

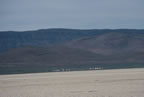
xmin=0 ymin=29 xmax=144 ymax=74
xmin=0 ymin=28 xmax=144 ymax=52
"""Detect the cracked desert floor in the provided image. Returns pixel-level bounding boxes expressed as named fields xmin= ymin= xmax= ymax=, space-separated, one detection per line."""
xmin=0 ymin=68 xmax=144 ymax=97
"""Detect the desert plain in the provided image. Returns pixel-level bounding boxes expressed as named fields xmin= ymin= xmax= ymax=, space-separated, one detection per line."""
xmin=0 ymin=68 xmax=144 ymax=97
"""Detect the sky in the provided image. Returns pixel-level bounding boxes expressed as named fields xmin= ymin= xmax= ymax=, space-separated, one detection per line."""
xmin=0 ymin=0 xmax=144 ymax=31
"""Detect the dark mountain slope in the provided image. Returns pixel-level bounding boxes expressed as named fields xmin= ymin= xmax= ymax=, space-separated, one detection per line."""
xmin=0 ymin=46 xmax=105 ymax=65
xmin=0 ymin=29 xmax=144 ymax=74
xmin=0 ymin=45 xmax=144 ymax=74
xmin=66 ymin=32 xmax=144 ymax=55
xmin=0 ymin=29 xmax=144 ymax=52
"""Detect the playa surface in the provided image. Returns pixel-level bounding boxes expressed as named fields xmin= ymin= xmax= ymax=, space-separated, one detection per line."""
xmin=0 ymin=68 xmax=144 ymax=97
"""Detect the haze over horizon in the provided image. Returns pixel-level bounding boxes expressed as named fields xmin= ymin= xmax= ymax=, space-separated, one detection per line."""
xmin=0 ymin=0 xmax=144 ymax=31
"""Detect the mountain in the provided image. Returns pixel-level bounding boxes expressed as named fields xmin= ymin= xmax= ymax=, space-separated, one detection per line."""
xmin=0 ymin=29 xmax=143 ymax=52
xmin=66 ymin=32 xmax=144 ymax=55
xmin=0 ymin=28 xmax=105 ymax=52
xmin=0 ymin=46 xmax=104 ymax=65
xmin=0 ymin=29 xmax=144 ymax=74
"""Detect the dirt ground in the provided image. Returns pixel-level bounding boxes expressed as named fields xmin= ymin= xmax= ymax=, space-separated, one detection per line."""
xmin=0 ymin=68 xmax=144 ymax=97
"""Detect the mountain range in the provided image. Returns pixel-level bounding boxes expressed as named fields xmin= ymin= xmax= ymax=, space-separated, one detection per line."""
xmin=0 ymin=29 xmax=144 ymax=74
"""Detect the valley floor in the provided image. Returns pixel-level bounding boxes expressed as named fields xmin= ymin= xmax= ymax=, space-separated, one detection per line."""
xmin=0 ymin=68 xmax=144 ymax=97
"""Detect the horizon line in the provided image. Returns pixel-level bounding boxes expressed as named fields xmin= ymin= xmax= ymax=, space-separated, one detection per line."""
xmin=0 ymin=28 xmax=144 ymax=32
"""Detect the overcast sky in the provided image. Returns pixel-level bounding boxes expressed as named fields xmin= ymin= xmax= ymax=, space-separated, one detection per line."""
xmin=0 ymin=0 xmax=144 ymax=31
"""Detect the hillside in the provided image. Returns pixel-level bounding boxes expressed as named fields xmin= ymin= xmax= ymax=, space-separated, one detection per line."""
xmin=66 ymin=32 xmax=144 ymax=55
xmin=0 ymin=29 xmax=144 ymax=74
xmin=0 ymin=29 xmax=143 ymax=52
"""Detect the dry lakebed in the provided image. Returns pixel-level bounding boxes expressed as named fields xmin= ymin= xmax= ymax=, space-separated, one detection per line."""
xmin=0 ymin=68 xmax=144 ymax=97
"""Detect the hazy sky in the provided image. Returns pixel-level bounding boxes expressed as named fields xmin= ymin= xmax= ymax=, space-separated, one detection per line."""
xmin=0 ymin=0 xmax=144 ymax=31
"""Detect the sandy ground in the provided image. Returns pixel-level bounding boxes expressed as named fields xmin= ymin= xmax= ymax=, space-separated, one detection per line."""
xmin=0 ymin=68 xmax=144 ymax=97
